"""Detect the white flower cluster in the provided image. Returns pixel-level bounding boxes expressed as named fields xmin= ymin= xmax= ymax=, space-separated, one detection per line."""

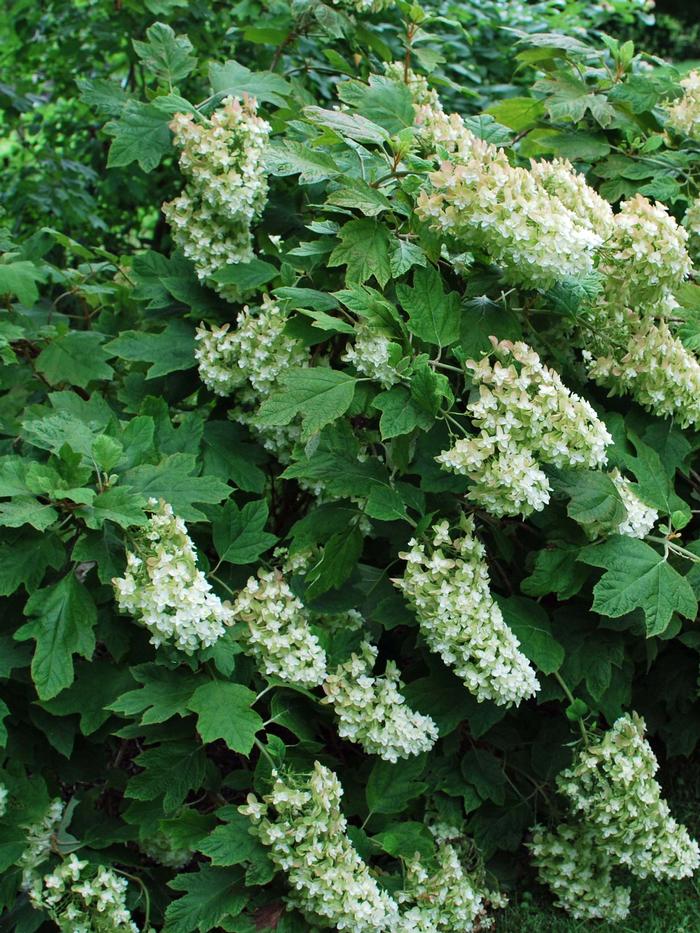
xmin=342 ymin=323 xmax=400 ymax=388
xmin=665 ymin=70 xmax=700 ymax=139
xmin=585 ymin=311 xmax=700 ymax=428
xmin=398 ymin=841 xmax=506 ymax=932
xmin=19 ymin=798 xmax=65 ymax=889
xmin=231 ymin=569 xmax=328 ymax=687
xmin=557 ymin=713 xmax=700 ymax=880
xmin=530 ymin=822 xmax=631 ymax=921
xmin=29 ymin=854 xmax=139 ymax=933
xmin=0 ymin=783 xmax=7 ymax=817
xmin=321 ymin=641 xmax=438 ymax=762
xmin=196 ymin=297 xmax=307 ymax=462
xmin=612 ymin=470 xmax=658 ymax=538
xmin=436 ymin=339 xmax=611 ymax=517
xmin=162 ymin=96 xmax=270 ymax=295
xmin=600 ymin=194 xmax=691 ymax=307
xmin=196 ymin=296 xmax=306 ymax=397
xmin=528 ymin=157 xmax=613 ymax=238
xmin=416 ymin=110 xmax=605 ymax=289
xmin=396 ymin=517 xmax=539 ymax=706
xmin=112 ymin=499 xmax=233 ymax=654
xmin=140 ymin=832 xmax=192 ymax=870
xmin=240 ymin=762 xmax=402 ymax=932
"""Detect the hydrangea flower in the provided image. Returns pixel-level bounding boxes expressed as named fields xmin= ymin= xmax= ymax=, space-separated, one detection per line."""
xmin=665 ymin=69 xmax=700 ymax=139
xmin=18 ymin=799 xmax=65 ymax=890
xmin=416 ymin=113 xmax=605 ymax=289
xmin=398 ymin=845 xmax=506 ymax=931
xmin=396 ymin=517 xmax=539 ymax=706
xmin=232 ymin=569 xmax=328 ymax=687
xmin=437 ymin=339 xmax=611 ymax=517
xmin=530 ymin=822 xmax=631 ymax=921
xmin=163 ymin=96 xmax=270 ymax=296
xmin=140 ymin=832 xmax=192 ymax=870
xmin=342 ymin=323 xmax=401 ymax=388
xmin=557 ymin=713 xmax=700 ymax=880
xmin=322 ymin=641 xmax=438 ymax=761
xmin=0 ymin=784 xmax=7 ymax=818
xmin=112 ymin=499 xmax=233 ymax=654
xmin=29 ymin=855 xmax=140 ymax=932
xmin=240 ymin=763 xmax=402 ymax=932
xmin=609 ymin=470 xmax=658 ymax=538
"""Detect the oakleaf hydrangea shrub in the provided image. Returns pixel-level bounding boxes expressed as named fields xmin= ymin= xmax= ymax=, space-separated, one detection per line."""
xmin=3 ymin=1 xmax=700 ymax=931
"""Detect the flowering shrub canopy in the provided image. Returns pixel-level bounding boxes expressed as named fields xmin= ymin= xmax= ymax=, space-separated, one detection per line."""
xmin=3 ymin=0 xmax=700 ymax=930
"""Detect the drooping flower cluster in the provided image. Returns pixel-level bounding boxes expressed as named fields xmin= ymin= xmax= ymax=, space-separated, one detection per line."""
xmin=397 ymin=838 xmax=506 ymax=932
xmin=112 ymin=499 xmax=233 ymax=654
xmin=416 ymin=111 xmax=606 ymax=289
xmin=530 ymin=822 xmax=631 ymax=921
xmin=528 ymin=157 xmax=613 ymax=238
xmin=231 ymin=569 xmax=328 ymax=687
xmin=556 ymin=713 xmax=700 ymax=880
xmin=162 ymin=96 xmax=270 ymax=295
xmin=140 ymin=832 xmax=192 ymax=870
xmin=665 ymin=69 xmax=700 ymax=139
xmin=29 ymin=855 xmax=139 ymax=933
xmin=240 ymin=763 xmax=402 ymax=932
xmin=436 ymin=340 xmax=611 ymax=517
xmin=396 ymin=517 xmax=539 ymax=706
xmin=19 ymin=798 xmax=65 ymax=889
xmin=321 ymin=641 xmax=438 ymax=762
xmin=196 ymin=297 xmax=307 ymax=462
xmin=584 ymin=312 xmax=700 ymax=428
xmin=342 ymin=323 xmax=401 ymax=388
xmin=611 ymin=470 xmax=658 ymax=538
xmin=599 ymin=194 xmax=691 ymax=307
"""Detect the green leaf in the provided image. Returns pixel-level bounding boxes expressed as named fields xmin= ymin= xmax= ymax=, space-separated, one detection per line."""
xmin=0 ymin=533 xmax=64 ymax=596
xmin=551 ymin=469 xmax=626 ymax=528
xmin=0 ymin=497 xmax=59 ymax=531
xmin=329 ymin=219 xmax=391 ymax=288
xmin=108 ymin=664 xmax=203 ymax=724
xmin=304 ymin=526 xmax=363 ymax=599
xmin=124 ymin=453 xmax=231 ymax=521
xmin=126 ymin=741 xmax=208 ymax=810
xmin=462 ymin=749 xmax=506 ymax=804
xmin=326 ymin=180 xmax=392 ymax=217
xmin=366 ymin=755 xmax=428 ymax=814
xmin=257 ymin=368 xmax=357 ymax=440
xmin=0 ymin=260 xmax=47 ymax=305
xmin=485 ymin=96 xmax=544 ymax=131
xmin=105 ymin=101 xmax=173 ymax=172
xmin=372 ymin=386 xmax=432 ymax=439
xmin=498 ymin=596 xmax=565 ymax=674
xmin=265 ymin=141 xmax=341 ymax=184
xmin=365 ymin=485 xmax=409 ymax=522
xmin=389 ymin=239 xmax=427 ymax=278
xmin=164 ymin=865 xmax=247 ymax=933
xmin=83 ymin=486 xmax=147 ymax=529
xmin=40 ymin=660 xmax=135 ymax=735
xmin=521 ymin=546 xmax=589 ymax=600
xmin=579 ymin=537 xmax=698 ymax=637
xmin=372 ymin=822 xmax=435 ymax=861
xmin=209 ymin=60 xmax=292 ymax=107
xmin=188 ymin=682 xmax=263 ymax=754
xmin=337 ymin=75 xmax=415 ymax=133
xmin=396 ymin=266 xmax=460 ymax=347
xmin=16 ymin=573 xmax=97 ymax=700
xmin=304 ymin=106 xmax=389 ymax=144
xmin=199 ymin=811 xmax=268 ymax=866
xmin=213 ymin=500 xmax=277 ymax=565
xmin=202 ymin=422 xmax=266 ymax=494
xmin=133 ymin=22 xmax=196 ymax=85
xmin=105 ymin=320 xmax=196 ymax=379
xmin=212 ymin=258 xmax=277 ymax=292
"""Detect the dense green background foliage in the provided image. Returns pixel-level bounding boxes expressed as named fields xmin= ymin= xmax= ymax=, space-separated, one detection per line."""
xmin=3 ymin=1 xmax=700 ymax=930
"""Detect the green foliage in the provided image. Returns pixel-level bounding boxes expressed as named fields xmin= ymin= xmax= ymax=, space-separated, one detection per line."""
xmin=2 ymin=0 xmax=700 ymax=930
